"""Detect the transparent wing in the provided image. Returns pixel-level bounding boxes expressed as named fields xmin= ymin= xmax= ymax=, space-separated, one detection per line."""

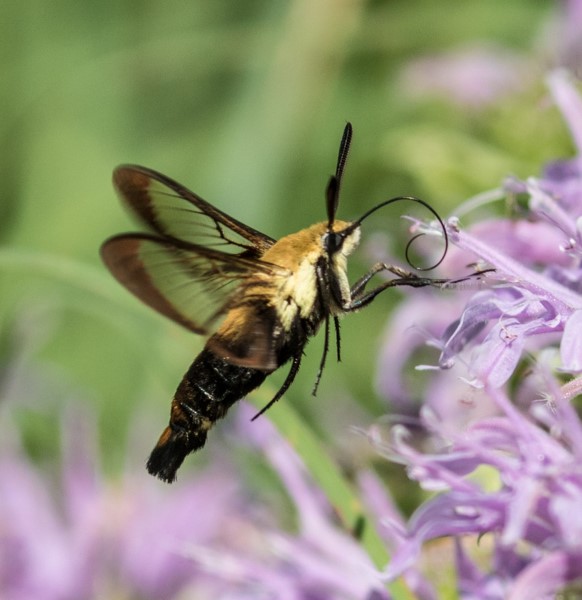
xmin=112 ymin=165 xmax=276 ymax=256
xmin=100 ymin=233 xmax=286 ymax=335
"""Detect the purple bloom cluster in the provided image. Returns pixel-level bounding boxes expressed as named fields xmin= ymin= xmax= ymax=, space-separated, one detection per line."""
xmin=0 ymin=406 xmax=389 ymax=600
xmin=0 ymin=411 xmax=248 ymax=600
xmin=398 ymin=44 xmax=528 ymax=109
xmin=373 ymin=71 xmax=582 ymax=598
xmin=187 ymin=405 xmax=389 ymax=600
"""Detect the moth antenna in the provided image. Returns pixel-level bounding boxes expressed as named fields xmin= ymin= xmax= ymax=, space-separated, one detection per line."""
xmin=326 ymin=176 xmax=339 ymax=229
xmin=326 ymin=122 xmax=353 ymax=229
xmin=335 ymin=122 xmax=353 ymax=184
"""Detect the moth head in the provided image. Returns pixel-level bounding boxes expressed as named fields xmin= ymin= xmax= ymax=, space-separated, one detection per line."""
xmin=322 ymin=221 xmax=361 ymax=258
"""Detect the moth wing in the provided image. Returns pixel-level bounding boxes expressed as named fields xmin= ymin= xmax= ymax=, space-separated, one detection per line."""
xmin=100 ymin=233 xmax=287 ymax=339
xmin=113 ymin=165 xmax=276 ymax=256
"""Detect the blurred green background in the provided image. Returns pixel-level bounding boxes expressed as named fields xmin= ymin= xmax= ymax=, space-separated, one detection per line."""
xmin=0 ymin=0 xmax=567 ymax=476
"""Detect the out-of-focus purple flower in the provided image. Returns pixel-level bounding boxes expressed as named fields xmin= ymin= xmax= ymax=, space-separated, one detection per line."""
xmin=398 ymin=45 xmax=529 ymax=109
xmin=0 ymin=403 xmax=395 ymax=600
xmin=375 ymin=294 xmax=460 ymax=410
xmin=357 ymin=470 xmax=437 ymax=600
xmin=183 ymin=404 xmax=390 ymax=600
xmin=546 ymin=0 xmax=582 ymax=73
xmin=0 ymin=410 xmax=246 ymax=600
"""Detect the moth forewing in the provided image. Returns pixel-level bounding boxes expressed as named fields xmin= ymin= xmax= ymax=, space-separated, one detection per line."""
xmin=113 ymin=165 xmax=276 ymax=255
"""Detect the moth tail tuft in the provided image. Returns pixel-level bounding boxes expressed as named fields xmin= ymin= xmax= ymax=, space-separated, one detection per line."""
xmin=146 ymin=425 xmax=207 ymax=483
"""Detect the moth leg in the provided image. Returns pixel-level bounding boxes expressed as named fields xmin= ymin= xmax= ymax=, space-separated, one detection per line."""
xmin=312 ymin=259 xmax=342 ymax=389
xmin=350 ymin=262 xmax=394 ymax=297
xmin=251 ymin=351 xmax=303 ymax=421
xmin=345 ymin=273 xmax=450 ymax=312
xmin=350 ymin=262 xmax=442 ymax=296
xmin=333 ymin=316 xmax=341 ymax=362
xmin=312 ymin=315 xmax=331 ymax=397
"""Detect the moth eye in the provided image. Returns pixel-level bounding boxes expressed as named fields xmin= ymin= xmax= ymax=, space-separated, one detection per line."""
xmin=324 ymin=232 xmax=343 ymax=255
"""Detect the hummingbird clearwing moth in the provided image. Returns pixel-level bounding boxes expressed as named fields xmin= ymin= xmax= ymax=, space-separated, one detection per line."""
xmin=102 ymin=123 xmax=484 ymax=482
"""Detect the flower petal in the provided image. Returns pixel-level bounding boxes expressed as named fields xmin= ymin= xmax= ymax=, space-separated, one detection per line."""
xmin=560 ymin=309 xmax=582 ymax=371
xmin=508 ymin=551 xmax=582 ymax=600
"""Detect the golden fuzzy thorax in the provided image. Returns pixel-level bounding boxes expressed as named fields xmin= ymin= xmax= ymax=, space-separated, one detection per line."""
xmin=213 ymin=219 xmax=361 ymax=362
xmin=260 ymin=220 xmax=361 ymax=330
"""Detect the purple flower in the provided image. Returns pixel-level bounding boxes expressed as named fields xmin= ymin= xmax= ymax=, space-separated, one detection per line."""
xmin=373 ymin=71 xmax=582 ymax=598
xmin=398 ymin=45 xmax=529 ymax=109
xmin=0 ymin=410 xmax=254 ymax=600
xmin=0 ymin=403 xmax=395 ymax=600
xmin=547 ymin=0 xmax=582 ymax=71
xmin=436 ymin=71 xmax=582 ymax=387
xmin=371 ymin=376 xmax=582 ymax=598
xmin=184 ymin=404 xmax=390 ymax=600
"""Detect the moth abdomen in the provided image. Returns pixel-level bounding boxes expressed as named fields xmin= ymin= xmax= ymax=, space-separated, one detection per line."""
xmin=147 ymin=348 xmax=268 ymax=482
